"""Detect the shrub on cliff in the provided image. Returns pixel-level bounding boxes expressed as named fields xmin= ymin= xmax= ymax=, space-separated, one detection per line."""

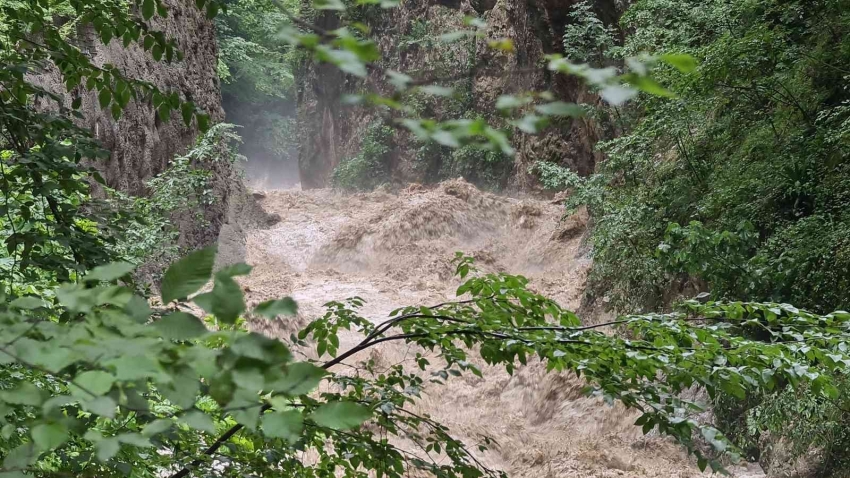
xmin=332 ymin=120 xmax=394 ymax=191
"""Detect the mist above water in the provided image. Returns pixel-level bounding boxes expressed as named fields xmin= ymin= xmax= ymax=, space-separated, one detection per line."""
xmin=240 ymin=149 xmax=301 ymax=191
xmin=221 ymin=90 xmax=300 ymax=191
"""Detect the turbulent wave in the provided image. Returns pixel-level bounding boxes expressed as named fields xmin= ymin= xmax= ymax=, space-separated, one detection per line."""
xmin=222 ymin=179 xmax=762 ymax=478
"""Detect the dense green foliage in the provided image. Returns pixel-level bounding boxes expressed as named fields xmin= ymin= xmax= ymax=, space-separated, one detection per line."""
xmin=5 ymin=248 xmax=850 ymax=477
xmin=216 ymin=0 xmax=300 ymax=171
xmin=715 ymin=375 xmax=850 ymax=472
xmin=0 ymin=0 xmax=216 ymax=298
xmin=399 ymin=22 xmax=515 ymax=190
xmin=558 ymin=0 xmax=850 ymax=472
xmin=562 ymin=1 xmax=617 ymax=65
xmin=111 ymin=124 xmax=243 ymax=272
xmin=331 ymin=119 xmax=394 ymax=190
xmin=576 ymin=0 xmax=850 ymax=314
xmin=530 ymin=160 xmax=584 ymax=192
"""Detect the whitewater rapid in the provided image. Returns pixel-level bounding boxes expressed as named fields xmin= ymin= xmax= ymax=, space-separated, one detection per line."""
xmin=230 ymin=179 xmax=763 ymax=478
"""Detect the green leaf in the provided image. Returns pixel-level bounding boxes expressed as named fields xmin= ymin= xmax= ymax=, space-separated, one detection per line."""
xmin=159 ymin=368 xmax=200 ymax=409
xmin=117 ymin=433 xmax=152 ymax=447
xmin=484 ymin=127 xmax=515 ymax=156
xmin=228 ymin=390 xmax=262 ymax=430
xmin=386 ymin=70 xmax=412 ymax=90
xmin=54 ymin=285 xmax=93 ymax=312
xmin=335 ymin=30 xmax=380 ymax=62
xmin=99 ymin=28 xmax=113 ymax=45
xmin=599 ymin=85 xmax=637 ymax=105
xmin=700 ymin=427 xmax=728 ymax=452
xmin=73 ymin=371 xmax=116 ymax=397
xmin=0 ymin=471 xmax=27 ymax=478
xmin=660 ymin=53 xmax=698 ymax=73
xmin=268 ymin=362 xmax=326 ymax=396
xmin=463 ymin=15 xmax=487 ymax=28
xmin=161 ymin=245 xmax=216 ymax=303
xmin=0 ymin=383 xmax=44 ymax=406
xmin=254 ymin=297 xmax=298 ymax=318
xmin=95 ymin=438 xmax=120 ymax=462
xmin=488 ymin=38 xmax=515 ymax=52
xmin=142 ymin=419 xmax=173 ymax=437
xmin=82 ymin=396 xmax=117 ymax=418
xmin=495 ymin=95 xmax=529 ymax=110
xmin=196 ymin=113 xmax=210 ymax=132
xmin=439 ymin=31 xmax=472 ymax=43
xmin=314 ymin=0 xmax=345 ymax=9
xmin=205 ymin=0 xmax=218 ymax=18
xmin=627 ymin=75 xmax=676 ymax=98
xmin=232 ymin=406 xmax=261 ymax=430
xmin=191 ymin=292 xmax=214 ymax=312
xmin=512 ymin=114 xmax=549 ymax=134
xmin=9 ymin=296 xmax=45 ymax=309
xmin=232 ymin=368 xmax=264 ymax=392
xmin=431 ymin=130 xmax=460 ymax=148
xmin=316 ymin=46 xmax=367 ymax=77
xmin=118 ymin=87 xmax=131 ymax=107
xmin=180 ymin=101 xmax=194 ymax=126
xmin=98 ymin=88 xmax=111 ymax=108
xmin=356 ymin=0 xmax=400 ymax=5
xmin=181 ymin=410 xmax=216 ymax=433
xmin=822 ymin=382 xmax=840 ymax=400
xmin=111 ymin=103 xmax=122 ymax=120
xmin=155 ymin=312 xmax=208 ymax=340
xmin=85 ymin=262 xmax=135 ymax=282
xmin=74 ymin=370 xmax=115 ymax=395
xmin=3 ymin=443 xmax=36 ymax=470
xmin=419 ymin=85 xmax=454 ymax=97
xmin=309 ymin=401 xmax=371 ymax=430
xmin=534 ymin=101 xmax=584 ymax=117
xmin=109 ymin=355 xmax=162 ymax=380
xmin=195 ymin=274 xmax=244 ymax=324
xmin=262 ymin=410 xmax=303 ymax=443
xmin=42 ymin=395 xmax=76 ymax=415
xmin=32 ymin=422 xmax=69 ymax=451
xmin=124 ymin=295 xmax=154 ymax=323
xmin=231 ymin=333 xmax=292 ymax=364
xmin=217 ymin=263 xmax=253 ymax=277
xmin=142 ymin=0 xmax=155 ymax=19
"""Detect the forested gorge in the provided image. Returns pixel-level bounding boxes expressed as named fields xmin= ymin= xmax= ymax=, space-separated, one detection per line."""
xmin=1 ymin=0 xmax=849 ymax=477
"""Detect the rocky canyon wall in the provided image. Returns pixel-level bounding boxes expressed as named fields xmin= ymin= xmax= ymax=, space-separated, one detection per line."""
xmin=296 ymin=0 xmax=624 ymax=190
xmin=34 ymin=0 xmax=236 ymax=248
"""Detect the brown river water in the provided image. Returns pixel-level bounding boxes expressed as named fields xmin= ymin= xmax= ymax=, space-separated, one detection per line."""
xmin=225 ymin=179 xmax=764 ymax=478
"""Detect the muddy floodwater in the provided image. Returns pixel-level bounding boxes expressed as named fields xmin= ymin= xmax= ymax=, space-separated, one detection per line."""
xmin=227 ymin=179 xmax=764 ymax=478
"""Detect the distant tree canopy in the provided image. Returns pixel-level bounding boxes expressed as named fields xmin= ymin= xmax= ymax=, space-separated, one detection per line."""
xmin=565 ymin=0 xmax=850 ymax=314
xmin=216 ymin=0 xmax=300 ymax=170
xmin=556 ymin=0 xmax=850 ymax=471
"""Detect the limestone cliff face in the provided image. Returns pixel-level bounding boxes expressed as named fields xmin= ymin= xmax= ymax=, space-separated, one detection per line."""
xmin=70 ymin=0 xmax=224 ymax=194
xmin=296 ymin=0 xmax=624 ymax=190
xmin=35 ymin=0 xmax=237 ymax=248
